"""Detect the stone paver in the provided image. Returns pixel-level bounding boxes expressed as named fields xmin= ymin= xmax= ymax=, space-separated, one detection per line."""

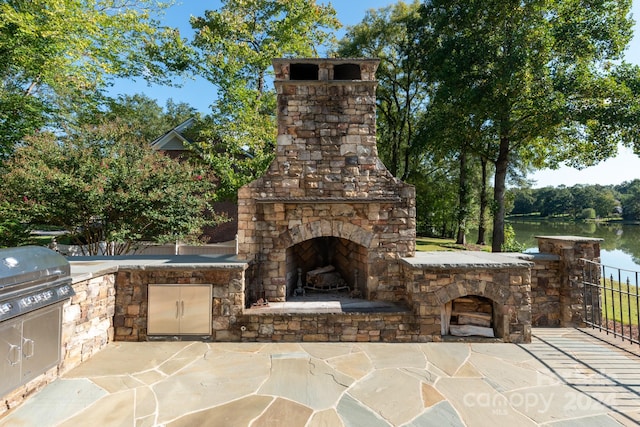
xmin=2 ymin=328 xmax=640 ymax=426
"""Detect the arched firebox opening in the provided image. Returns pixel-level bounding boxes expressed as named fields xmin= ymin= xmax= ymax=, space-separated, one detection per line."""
xmin=285 ymin=237 xmax=368 ymax=298
xmin=441 ymin=295 xmax=503 ymax=339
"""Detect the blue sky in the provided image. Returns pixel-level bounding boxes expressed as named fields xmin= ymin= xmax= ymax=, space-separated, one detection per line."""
xmin=110 ymin=0 xmax=640 ymax=188
xmin=112 ymin=0 xmax=396 ymax=113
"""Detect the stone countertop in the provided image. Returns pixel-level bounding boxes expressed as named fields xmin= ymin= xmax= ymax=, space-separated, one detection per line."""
xmin=68 ymin=254 xmax=249 ymax=284
xmin=401 ymin=251 xmax=534 ymax=269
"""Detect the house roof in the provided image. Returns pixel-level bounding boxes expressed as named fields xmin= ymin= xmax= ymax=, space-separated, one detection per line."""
xmin=150 ymin=117 xmax=195 ymax=151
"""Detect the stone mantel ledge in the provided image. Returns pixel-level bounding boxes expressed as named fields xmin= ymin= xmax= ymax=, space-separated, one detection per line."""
xmin=401 ymin=251 xmax=533 ymax=269
xmin=68 ymin=255 xmax=249 ymax=284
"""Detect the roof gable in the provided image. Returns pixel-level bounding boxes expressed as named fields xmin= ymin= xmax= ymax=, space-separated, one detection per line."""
xmin=150 ymin=117 xmax=195 ymax=151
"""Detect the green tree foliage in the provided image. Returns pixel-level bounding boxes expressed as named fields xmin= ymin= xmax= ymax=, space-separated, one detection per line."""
xmin=0 ymin=0 xmax=191 ymax=157
xmin=336 ymin=1 xmax=484 ymax=245
xmin=511 ymin=188 xmax=536 ymax=215
xmin=616 ymin=180 xmax=640 ymax=220
xmin=502 ymin=224 xmax=526 ymax=252
xmin=413 ymin=0 xmax=635 ymax=251
xmin=182 ymin=116 xmax=269 ymax=202
xmin=414 ymin=95 xmax=492 ymax=244
xmin=536 ymin=186 xmax=574 ymax=217
xmin=412 ymin=153 xmax=460 ymax=238
xmin=188 ymin=0 xmax=340 ymax=199
xmin=0 ymin=200 xmax=31 ymax=248
xmin=84 ymin=94 xmax=198 ymax=143
xmin=578 ymin=208 xmax=597 ymax=220
xmin=0 ymin=121 xmax=218 ymax=253
xmin=508 ymin=184 xmax=623 ymax=219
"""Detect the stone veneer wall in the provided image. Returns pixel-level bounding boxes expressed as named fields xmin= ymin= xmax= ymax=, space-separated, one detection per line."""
xmin=113 ymin=267 xmax=245 ymax=341
xmin=521 ymin=253 xmax=562 ymax=326
xmin=535 ymin=236 xmax=602 ymax=326
xmin=97 ymin=237 xmax=602 ymax=345
xmin=62 ymin=274 xmax=116 ymax=370
xmin=1 ymin=274 xmax=115 ymax=416
xmin=236 ymin=312 xmax=420 ymax=342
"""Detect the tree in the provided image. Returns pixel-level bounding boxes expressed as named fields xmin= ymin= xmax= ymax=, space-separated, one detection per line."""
xmin=617 ymin=180 xmax=640 ymax=220
xmin=0 ymin=0 xmax=191 ymax=157
xmin=511 ymin=188 xmax=536 ymax=215
xmin=569 ymin=185 xmax=599 ymax=217
xmin=411 ymin=150 xmax=459 ymax=238
xmin=0 ymin=200 xmax=31 ymax=248
xmin=533 ymin=186 xmax=573 ymax=217
xmin=475 ymin=152 xmax=493 ymax=245
xmin=418 ymin=90 xmax=501 ymax=244
xmin=413 ymin=0 xmax=635 ymax=251
xmin=592 ymin=187 xmax=620 ymax=218
xmin=85 ymin=94 xmax=198 ymax=143
xmin=188 ymin=0 xmax=340 ymax=198
xmin=337 ymin=1 xmax=486 ymax=245
xmin=0 ymin=121 xmax=218 ymax=254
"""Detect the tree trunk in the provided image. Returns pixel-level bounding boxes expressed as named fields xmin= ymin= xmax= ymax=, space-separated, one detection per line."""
xmin=476 ymin=157 xmax=488 ymax=245
xmin=491 ymin=136 xmax=510 ymax=252
xmin=456 ymin=151 xmax=469 ymax=245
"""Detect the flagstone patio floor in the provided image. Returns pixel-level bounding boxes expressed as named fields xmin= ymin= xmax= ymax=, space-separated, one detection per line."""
xmin=2 ymin=328 xmax=640 ymax=426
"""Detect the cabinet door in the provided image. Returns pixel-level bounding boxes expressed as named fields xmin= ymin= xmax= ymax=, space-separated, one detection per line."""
xmin=0 ymin=319 xmax=22 ymax=397
xmin=21 ymin=304 xmax=61 ymax=384
xmin=148 ymin=285 xmax=180 ymax=335
xmin=179 ymin=285 xmax=212 ymax=335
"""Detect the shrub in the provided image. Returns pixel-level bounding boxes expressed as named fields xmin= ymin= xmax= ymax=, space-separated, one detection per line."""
xmin=1 ymin=122 xmax=222 ymax=254
xmin=501 ymin=224 xmax=526 ymax=252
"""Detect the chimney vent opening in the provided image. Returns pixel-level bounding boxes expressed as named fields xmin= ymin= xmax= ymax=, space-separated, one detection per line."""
xmin=334 ymin=64 xmax=361 ymax=80
xmin=290 ymin=63 xmax=319 ymax=80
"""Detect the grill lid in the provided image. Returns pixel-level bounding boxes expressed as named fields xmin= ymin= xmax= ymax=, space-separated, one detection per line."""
xmin=0 ymin=246 xmax=74 ymax=322
xmin=0 ymin=246 xmax=70 ymax=289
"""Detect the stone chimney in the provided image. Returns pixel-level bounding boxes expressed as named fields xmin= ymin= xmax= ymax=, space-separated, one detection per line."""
xmin=238 ymin=58 xmax=415 ymax=303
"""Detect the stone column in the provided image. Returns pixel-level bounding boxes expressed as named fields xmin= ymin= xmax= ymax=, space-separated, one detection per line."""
xmin=536 ymin=236 xmax=602 ymax=327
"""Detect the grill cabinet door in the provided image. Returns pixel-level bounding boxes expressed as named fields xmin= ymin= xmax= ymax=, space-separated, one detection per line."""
xmin=0 ymin=318 xmax=22 ymax=397
xmin=21 ymin=304 xmax=61 ymax=384
xmin=179 ymin=285 xmax=212 ymax=335
xmin=148 ymin=284 xmax=212 ymax=335
xmin=148 ymin=285 xmax=180 ymax=335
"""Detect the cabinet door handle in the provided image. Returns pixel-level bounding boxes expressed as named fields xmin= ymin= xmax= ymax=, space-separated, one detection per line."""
xmin=176 ymin=301 xmax=180 ymax=319
xmin=7 ymin=344 xmax=20 ymax=366
xmin=181 ymin=300 xmax=185 ymax=317
xmin=23 ymin=339 xmax=34 ymax=359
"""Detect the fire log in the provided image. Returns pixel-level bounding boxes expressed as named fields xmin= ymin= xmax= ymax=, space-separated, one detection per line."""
xmin=449 ymin=324 xmax=495 ymax=338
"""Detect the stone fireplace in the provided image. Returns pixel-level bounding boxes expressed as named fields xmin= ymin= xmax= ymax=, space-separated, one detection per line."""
xmin=237 ymin=58 xmax=416 ymax=303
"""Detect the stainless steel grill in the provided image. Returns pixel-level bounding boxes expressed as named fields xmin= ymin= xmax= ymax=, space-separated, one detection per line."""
xmin=1 ymin=246 xmax=75 ymax=397
xmin=0 ymin=246 xmax=74 ymax=322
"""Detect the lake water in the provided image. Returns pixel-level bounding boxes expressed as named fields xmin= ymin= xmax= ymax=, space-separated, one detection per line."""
xmin=504 ymin=220 xmax=640 ymax=283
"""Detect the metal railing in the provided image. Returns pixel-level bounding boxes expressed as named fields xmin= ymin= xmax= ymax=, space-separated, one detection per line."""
xmin=581 ymin=259 xmax=640 ymax=346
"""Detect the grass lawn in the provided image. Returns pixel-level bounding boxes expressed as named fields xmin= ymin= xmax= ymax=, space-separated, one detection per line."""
xmin=601 ymin=280 xmax=640 ymax=325
xmin=416 ymin=237 xmax=490 ymax=252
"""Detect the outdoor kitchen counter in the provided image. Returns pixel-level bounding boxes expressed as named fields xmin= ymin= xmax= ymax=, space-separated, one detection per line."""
xmin=68 ymin=254 xmax=249 ymax=283
xmin=401 ymin=250 xmax=537 ymax=269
